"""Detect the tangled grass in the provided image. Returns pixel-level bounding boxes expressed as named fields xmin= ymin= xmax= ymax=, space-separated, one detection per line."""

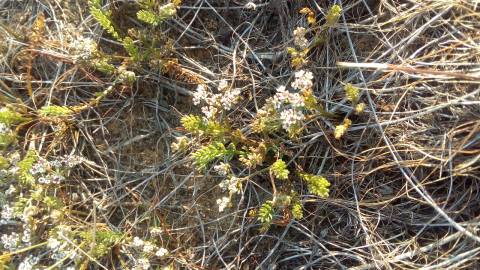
xmin=0 ymin=0 xmax=479 ymax=269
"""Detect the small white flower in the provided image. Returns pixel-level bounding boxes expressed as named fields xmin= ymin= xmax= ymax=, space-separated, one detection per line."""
xmin=218 ymin=80 xmax=229 ymax=91
xmin=0 ymin=122 xmax=10 ymax=134
xmin=30 ymin=158 xmax=48 ymax=175
xmin=155 ymin=247 xmax=169 ymax=257
xmin=70 ymin=36 xmax=98 ymax=61
xmin=291 ymin=70 xmax=314 ymax=91
xmin=1 ymin=205 xmax=14 ymax=221
xmin=201 ymin=105 xmax=218 ymax=119
xmin=280 ymin=108 xmax=305 ymax=131
xmin=1 ymin=232 xmax=20 ymax=251
xmin=143 ymin=241 xmax=156 ymax=253
xmin=134 ymin=258 xmax=151 ymax=270
xmin=213 ymin=162 xmax=231 ymax=176
xmin=245 ymin=2 xmax=257 ymax=10
xmin=150 ymin=227 xmax=163 ymax=236
xmin=5 ymin=185 xmax=16 ymax=195
xmin=272 ymin=85 xmax=305 ymax=109
xmin=50 ymin=173 xmax=65 ymax=184
xmin=18 ymin=255 xmax=39 ymax=270
xmin=62 ymin=155 xmax=84 ymax=168
xmin=38 ymin=176 xmax=50 ymax=184
xmin=21 ymin=227 xmax=31 ymax=244
xmin=293 ymin=27 xmax=308 ymax=49
xmin=132 ymin=236 xmax=144 ymax=248
xmin=218 ymin=177 xmax=241 ymax=194
xmin=216 ymin=196 xmax=230 ymax=212
xmin=220 ymin=88 xmax=241 ymax=110
xmin=47 ymin=236 xmax=62 ymax=250
xmin=193 ymin=84 xmax=209 ymax=105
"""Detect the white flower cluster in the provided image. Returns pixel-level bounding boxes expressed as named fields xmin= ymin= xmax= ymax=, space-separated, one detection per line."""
xmin=1 ymin=232 xmax=19 ymax=251
xmin=272 ymin=85 xmax=305 ymax=109
xmin=21 ymin=227 xmax=32 ymax=245
xmin=291 ymin=70 xmax=313 ymax=91
xmin=30 ymin=155 xmax=83 ymax=185
xmin=213 ymin=162 xmax=231 ymax=176
xmin=218 ymin=176 xmax=241 ymax=194
xmin=280 ymin=109 xmax=305 ymax=131
xmin=193 ymin=80 xmax=242 ymax=119
xmin=18 ymin=255 xmax=39 ymax=270
xmin=133 ymin=258 xmax=152 ymax=270
xmin=216 ymin=196 xmax=230 ymax=213
xmin=0 ymin=204 xmax=14 ymax=224
xmin=293 ymin=27 xmax=308 ymax=49
xmin=263 ymin=69 xmax=314 ymax=132
xmin=131 ymin=236 xmax=169 ymax=258
xmin=0 ymin=122 xmax=11 ymax=134
xmin=69 ymin=36 xmax=98 ymax=61
xmin=47 ymin=228 xmax=80 ymax=262
xmin=38 ymin=173 xmax=65 ymax=184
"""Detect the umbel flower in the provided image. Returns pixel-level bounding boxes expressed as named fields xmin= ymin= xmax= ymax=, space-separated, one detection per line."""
xmin=192 ymin=80 xmax=242 ymax=119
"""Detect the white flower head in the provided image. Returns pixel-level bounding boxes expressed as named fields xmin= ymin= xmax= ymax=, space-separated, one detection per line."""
xmin=18 ymin=255 xmax=39 ymax=270
xmin=132 ymin=236 xmax=144 ymax=248
xmin=134 ymin=258 xmax=151 ymax=270
xmin=30 ymin=158 xmax=49 ymax=175
xmin=21 ymin=227 xmax=31 ymax=244
xmin=245 ymin=2 xmax=257 ymax=10
xmin=0 ymin=122 xmax=11 ymax=134
xmin=143 ymin=241 xmax=156 ymax=253
xmin=272 ymin=85 xmax=305 ymax=109
xmin=216 ymin=196 xmax=230 ymax=212
xmin=280 ymin=108 xmax=305 ymax=131
xmin=1 ymin=232 xmax=20 ymax=251
xmin=1 ymin=205 xmax=14 ymax=222
xmin=213 ymin=162 xmax=231 ymax=176
xmin=47 ymin=236 xmax=62 ymax=250
xmin=155 ymin=247 xmax=169 ymax=257
xmin=218 ymin=80 xmax=229 ymax=92
xmin=193 ymin=84 xmax=210 ymax=105
xmin=150 ymin=227 xmax=163 ymax=236
xmin=218 ymin=177 xmax=241 ymax=194
xmin=201 ymin=105 xmax=218 ymax=119
xmin=293 ymin=27 xmax=309 ymax=49
xmin=220 ymin=88 xmax=241 ymax=110
xmin=70 ymin=36 xmax=98 ymax=61
xmin=291 ymin=70 xmax=314 ymax=91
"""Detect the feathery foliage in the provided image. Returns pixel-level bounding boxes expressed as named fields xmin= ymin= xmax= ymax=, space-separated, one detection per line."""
xmin=270 ymin=159 xmax=289 ymax=180
xmin=300 ymin=173 xmax=331 ymax=198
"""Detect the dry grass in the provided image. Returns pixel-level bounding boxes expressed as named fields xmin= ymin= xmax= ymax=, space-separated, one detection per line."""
xmin=1 ymin=0 xmax=479 ymax=269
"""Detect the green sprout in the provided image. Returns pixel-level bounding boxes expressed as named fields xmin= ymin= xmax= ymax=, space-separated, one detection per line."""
xmin=300 ymin=173 xmax=331 ymax=198
xmin=270 ymin=159 xmax=289 ymax=180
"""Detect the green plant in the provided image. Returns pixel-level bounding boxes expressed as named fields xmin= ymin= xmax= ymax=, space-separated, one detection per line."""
xmin=270 ymin=159 xmax=289 ymax=180
xmin=258 ymin=201 xmax=274 ymax=225
xmin=192 ymin=142 xmax=237 ymax=169
xmin=171 ymin=4 xmax=347 ymax=230
xmin=88 ymin=0 xmax=121 ymax=40
xmin=38 ymin=105 xmax=73 ymax=117
xmin=300 ymin=173 xmax=331 ymax=198
xmin=0 ymin=107 xmax=26 ymax=125
xmin=17 ymin=150 xmax=37 ymax=186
